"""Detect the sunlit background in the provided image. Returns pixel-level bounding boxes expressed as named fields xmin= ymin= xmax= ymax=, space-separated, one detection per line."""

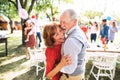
xmin=59 ymin=0 xmax=120 ymax=15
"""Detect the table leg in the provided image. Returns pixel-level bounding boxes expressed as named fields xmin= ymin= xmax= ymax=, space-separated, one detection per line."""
xmin=5 ymin=39 xmax=8 ymax=56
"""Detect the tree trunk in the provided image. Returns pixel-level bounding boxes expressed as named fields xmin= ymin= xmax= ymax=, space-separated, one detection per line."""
xmin=21 ymin=19 xmax=26 ymax=45
xmin=9 ymin=19 xmax=13 ymax=33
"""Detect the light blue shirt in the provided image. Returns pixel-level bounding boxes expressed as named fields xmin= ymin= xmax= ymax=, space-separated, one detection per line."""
xmin=61 ymin=25 xmax=88 ymax=75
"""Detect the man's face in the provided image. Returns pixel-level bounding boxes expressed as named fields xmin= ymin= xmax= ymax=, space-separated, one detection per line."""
xmin=36 ymin=14 xmax=39 ymax=19
xmin=60 ymin=13 xmax=73 ymax=32
xmin=102 ymin=21 xmax=106 ymax=26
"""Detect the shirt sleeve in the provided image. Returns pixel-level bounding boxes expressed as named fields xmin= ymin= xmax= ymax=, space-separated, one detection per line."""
xmin=60 ymin=37 xmax=83 ymax=74
xmin=45 ymin=48 xmax=56 ymax=75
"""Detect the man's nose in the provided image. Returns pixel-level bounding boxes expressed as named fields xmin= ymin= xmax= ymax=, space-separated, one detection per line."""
xmin=60 ymin=22 xmax=64 ymax=27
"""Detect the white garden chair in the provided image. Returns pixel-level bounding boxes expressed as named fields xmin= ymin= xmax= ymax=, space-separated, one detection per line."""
xmin=89 ymin=53 xmax=118 ymax=80
xmin=28 ymin=48 xmax=46 ymax=80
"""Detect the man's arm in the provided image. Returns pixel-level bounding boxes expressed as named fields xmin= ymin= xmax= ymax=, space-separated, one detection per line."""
xmin=61 ymin=38 xmax=82 ymax=74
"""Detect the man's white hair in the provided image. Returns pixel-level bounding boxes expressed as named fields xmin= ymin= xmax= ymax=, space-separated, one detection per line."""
xmin=63 ymin=9 xmax=78 ymax=21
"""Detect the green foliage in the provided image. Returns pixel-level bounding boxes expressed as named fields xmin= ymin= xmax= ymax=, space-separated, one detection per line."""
xmin=0 ymin=0 xmax=73 ymax=21
xmin=0 ymin=1 xmax=9 ymax=15
xmin=34 ymin=0 xmax=59 ymax=21
xmin=0 ymin=0 xmax=18 ymax=20
xmin=34 ymin=0 xmax=73 ymax=21
xmin=84 ymin=10 xmax=103 ymax=19
xmin=61 ymin=0 xmax=73 ymax=3
xmin=0 ymin=0 xmax=74 ymax=44
xmin=112 ymin=15 xmax=120 ymax=22
xmin=35 ymin=0 xmax=51 ymax=12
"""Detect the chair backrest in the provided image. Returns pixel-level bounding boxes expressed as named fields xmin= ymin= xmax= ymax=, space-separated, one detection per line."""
xmin=93 ymin=53 xmax=118 ymax=69
xmin=28 ymin=48 xmax=46 ymax=63
xmin=28 ymin=48 xmax=46 ymax=80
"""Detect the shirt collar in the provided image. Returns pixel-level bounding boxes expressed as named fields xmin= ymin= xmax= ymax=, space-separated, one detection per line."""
xmin=66 ymin=25 xmax=78 ymax=35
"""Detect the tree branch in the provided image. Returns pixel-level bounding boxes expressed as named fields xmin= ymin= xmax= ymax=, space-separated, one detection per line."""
xmin=8 ymin=0 xmax=17 ymax=10
xmin=28 ymin=0 xmax=36 ymax=15
xmin=20 ymin=0 xmax=23 ymax=8
xmin=23 ymin=0 xmax=28 ymax=9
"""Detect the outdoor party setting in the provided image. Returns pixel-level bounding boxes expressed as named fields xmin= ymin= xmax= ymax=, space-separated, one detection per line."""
xmin=0 ymin=0 xmax=120 ymax=80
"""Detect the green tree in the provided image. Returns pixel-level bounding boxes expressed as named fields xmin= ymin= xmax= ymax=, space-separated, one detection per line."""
xmin=0 ymin=0 xmax=17 ymax=33
xmin=84 ymin=10 xmax=103 ymax=19
xmin=112 ymin=15 xmax=120 ymax=23
xmin=0 ymin=0 xmax=73 ymax=45
xmin=8 ymin=0 xmax=36 ymax=45
xmin=35 ymin=0 xmax=73 ymax=21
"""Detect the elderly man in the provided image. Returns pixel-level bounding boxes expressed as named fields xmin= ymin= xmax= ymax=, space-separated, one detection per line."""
xmin=60 ymin=9 xmax=88 ymax=80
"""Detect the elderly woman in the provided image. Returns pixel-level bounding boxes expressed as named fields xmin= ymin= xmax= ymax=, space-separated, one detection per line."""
xmin=43 ymin=22 xmax=71 ymax=80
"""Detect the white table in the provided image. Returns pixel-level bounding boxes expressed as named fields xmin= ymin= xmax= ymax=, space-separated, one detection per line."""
xmin=86 ymin=43 xmax=120 ymax=53
xmin=85 ymin=52 xmax=120 ymax=64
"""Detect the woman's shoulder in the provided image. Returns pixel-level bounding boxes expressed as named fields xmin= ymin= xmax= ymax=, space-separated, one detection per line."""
xmin=45 ymin=47 xmax=57 ymax=58
xmin=46 ymin=47 xmax=54 ymax=53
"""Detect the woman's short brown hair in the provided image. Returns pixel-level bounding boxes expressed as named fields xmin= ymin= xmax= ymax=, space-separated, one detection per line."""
xmin=43 ymin=22 xmax=61 ymax=47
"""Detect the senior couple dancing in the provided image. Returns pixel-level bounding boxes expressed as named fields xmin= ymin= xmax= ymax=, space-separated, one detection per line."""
xmin=43 ymin=9 xmax=88 ymax=80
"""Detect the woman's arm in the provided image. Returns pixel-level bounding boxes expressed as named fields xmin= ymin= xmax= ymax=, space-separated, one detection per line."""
xmin=24 ymin=28 xmax=28 ymax=35
xmin=46 ymin=55 xmax=72 ymax=79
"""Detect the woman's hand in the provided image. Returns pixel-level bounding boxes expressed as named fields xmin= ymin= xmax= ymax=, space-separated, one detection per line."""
xmin=60 ymin=55 xmax=72 ymax=66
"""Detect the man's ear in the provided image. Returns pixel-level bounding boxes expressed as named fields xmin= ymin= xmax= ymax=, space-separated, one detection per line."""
xmin=73 ymin=19 xmax=77 ymax=24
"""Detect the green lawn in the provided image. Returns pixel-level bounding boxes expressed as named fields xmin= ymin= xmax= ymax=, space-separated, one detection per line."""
xmin=0 ymin=30 xmax=44 ymax=80
xmin=0 ymin=30 xmax=120 ymax=80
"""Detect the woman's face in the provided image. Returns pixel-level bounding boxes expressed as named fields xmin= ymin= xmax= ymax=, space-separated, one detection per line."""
xmin=30 ymin=22 xmax=35 ymax=27
xmin=25 ymin=22 xmax=29 ymax=27
xmin=53 ymin=27 xmax=65 ymax=45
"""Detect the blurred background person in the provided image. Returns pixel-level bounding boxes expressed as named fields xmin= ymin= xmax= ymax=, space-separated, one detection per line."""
xmin=80 ymin=22 xmax=88 ymax=39
xmin=24 ymin=19 xmax=36 ymax=59
xmin=89 ymin=21 xmax=99 ymax=43
xmin=100 ymin=19 xmax=109 ymax=44
xmin=35 ymin=13 xmax=42 ymax=47
xmin=108 ymin=21 xmax=118 ymax=43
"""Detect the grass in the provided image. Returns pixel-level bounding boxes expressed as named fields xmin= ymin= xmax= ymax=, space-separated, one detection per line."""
xmin=85 ymin=60 xmax=120 ymax=80
xmin=0 ymin=30 xmax=120 ymax=80
xmin=0 ymin=30 xmax=44 ymax=80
